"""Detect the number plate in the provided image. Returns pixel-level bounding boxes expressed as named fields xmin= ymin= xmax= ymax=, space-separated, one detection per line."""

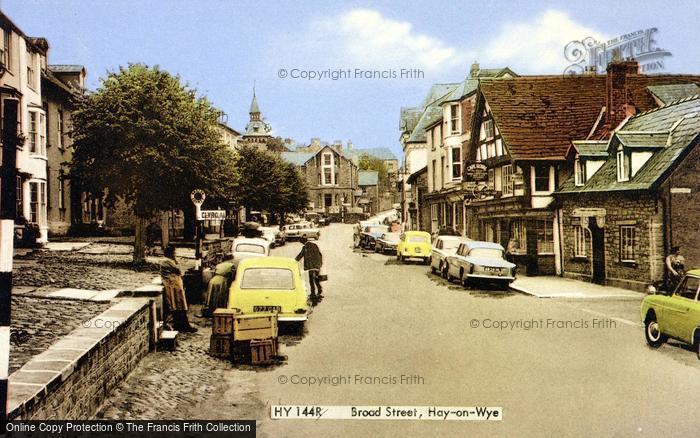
xmin=253 ymin=306 xmax=281 ymax=312
xmin=484 ymin=267 xmax=499 ymax=272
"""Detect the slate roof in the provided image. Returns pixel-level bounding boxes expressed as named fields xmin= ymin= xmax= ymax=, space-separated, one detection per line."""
xmin=280 ymin=152 xmax=315 ymax=166
xmin=570 ymin=140 xmax=608 ymax=158
xmin=479 ymin=75 xmax=608 ymax=160
xmin=347 ymin=147 xmax=398 ymax=161
xmin=616 ymin=131 xmax=668 ymax=149
xmin=400 ymin=107 xmax=422 ymax=134
xmin=443 ymin=67 xmax=517 ymax=103
xmin=647 ymin=83 xmax=700 ymax=105
xmin=406 ymin=83 xmax=460 ymax=143
xmin=358 ymin=170 xmax=379 ymax=186
xmin=558 ymin=96 xmax=700 ymax=194
xmin=49 ymin=65 xmax=85 ymax=74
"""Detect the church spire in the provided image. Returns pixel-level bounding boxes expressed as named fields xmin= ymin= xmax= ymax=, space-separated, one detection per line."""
xmin=249 ymin=85 xmax=261 ymax=121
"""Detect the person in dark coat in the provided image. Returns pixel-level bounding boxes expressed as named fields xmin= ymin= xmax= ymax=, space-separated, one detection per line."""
xmin=295 ymin=236 xmax=323 ymax=297
xmin=160 ymin=246 xmax=197 ymax=333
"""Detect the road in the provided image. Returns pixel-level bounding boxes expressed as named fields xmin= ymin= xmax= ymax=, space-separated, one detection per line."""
xmin=99 ymin=223 xmax=700 ymax=436
xmin=254 ymin=223 xmax=700 ymax=437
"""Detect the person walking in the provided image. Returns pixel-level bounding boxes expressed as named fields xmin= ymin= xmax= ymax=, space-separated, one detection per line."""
xmin=160 ymin=245 xmax=197 ymax=333
xmin=295 ymin=236 xmax=323 ymax=298
xmin=666 ymin=246 xmax=686 ymax=290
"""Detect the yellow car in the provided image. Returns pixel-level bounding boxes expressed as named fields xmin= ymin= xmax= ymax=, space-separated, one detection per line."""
xmin=228 ymin=257 xmax=308 ymax=327
xmin=397 ymin=231 xmax=432 ymax=264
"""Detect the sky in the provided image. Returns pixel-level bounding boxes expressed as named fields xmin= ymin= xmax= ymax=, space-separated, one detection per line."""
xmin=3 ymin=0 xmax=700 ymax=159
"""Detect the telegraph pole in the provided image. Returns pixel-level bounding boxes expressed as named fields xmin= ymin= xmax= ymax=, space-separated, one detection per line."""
xmin=1 ymin=98 xmax=19 ymax=423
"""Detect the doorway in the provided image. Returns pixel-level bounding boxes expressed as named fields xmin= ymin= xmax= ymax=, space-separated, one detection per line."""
xmin=589 ymin=217 xmax=606 ymax=284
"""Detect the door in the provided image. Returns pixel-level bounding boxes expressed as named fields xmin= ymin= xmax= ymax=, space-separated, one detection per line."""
xmin=589 ymin=218 xmax=605 ymax=284
xmin=664 ymin=275 xmax=700 ymax=342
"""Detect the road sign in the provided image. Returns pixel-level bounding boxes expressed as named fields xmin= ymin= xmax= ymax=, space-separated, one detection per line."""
xmin=199 ymin=210 xmax=226 ymax=221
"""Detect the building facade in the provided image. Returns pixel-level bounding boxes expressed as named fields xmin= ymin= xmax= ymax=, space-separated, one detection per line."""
xmin=241 ymin=89 xmax=272 ymax=148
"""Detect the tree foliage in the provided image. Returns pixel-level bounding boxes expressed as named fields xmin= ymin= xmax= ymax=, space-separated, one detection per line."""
xmin=357 ymin=153 xmax=389 ymax=190
xmin=233 ymin=145 xmax=309 ymax=221
xmin=70 ymin=64 xmax=239 ymax=261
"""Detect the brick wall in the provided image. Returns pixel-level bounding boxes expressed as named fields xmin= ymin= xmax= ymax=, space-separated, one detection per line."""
xmin=561 ymin=193 xmax=664 ymax=291
xmin=8 ymin=299 xmax=153 ymax=419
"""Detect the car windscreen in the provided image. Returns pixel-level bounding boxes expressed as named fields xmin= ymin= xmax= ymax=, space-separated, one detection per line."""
xmin=408 ymin=235 xmax=429 ymax=243
xmin=366 ymin=226 xmax=388 ymax=233
xmin=383 ymin=233 xmax=401 ymax=242
xmin=236 ymin=244 xmax=266 ymax=254
xmin=442 ymin=239 xmax=461 ymax=250
xmin=240 ymin=268 xmax=295 ymax=290
xmin=469 ymin=248 xmax=503 ymax=259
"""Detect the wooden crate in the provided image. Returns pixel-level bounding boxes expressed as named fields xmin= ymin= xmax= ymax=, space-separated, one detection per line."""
xmin=209 ymin=334 xmax=233 ymax=358
xmin=233 ymin=313 xmax=278 ymax=341
xmin=250 ymin=339 xmax=277 ymax=365
xmin=212 ymin=309 xmax=238 ymax=335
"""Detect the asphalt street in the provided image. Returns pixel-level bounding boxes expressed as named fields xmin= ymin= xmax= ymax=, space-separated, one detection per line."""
xmin=252 ymin=223 xmax=700 ymax=437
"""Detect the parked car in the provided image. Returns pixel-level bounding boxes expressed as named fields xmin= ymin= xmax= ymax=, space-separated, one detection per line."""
xmin=641 ymin=270 xmax=700 ymax=358
xmin=397 ymin=231 xmax=432 ymax=264
xmin=228 ymin=257 xmax=309 ymax=329
xmin=259 ymin=227 xmax=277 ymax=247
xmin=283 ymin=222 xmax=320 ymax=240
xmin=359 ymin=224 xmax=389 ymax=249
xmin=304 ymin=212 xmax=320 ymax=226
xmin=232 ymin=237 xmax=271 ymax=266
xmin=375 ymin=232 xmax=401 ymax=254
xmin=317 ymin=214 xmax=330 ymax=226
xmin=260 ymin=225 xmax=285 ymax=246
xmin=353 ymin=221 xmax=380 ymax=247
xmin=445 ymin=241 xmax=515 ymax=288
xmin=431 ymin=235 xmax=468 ymax=278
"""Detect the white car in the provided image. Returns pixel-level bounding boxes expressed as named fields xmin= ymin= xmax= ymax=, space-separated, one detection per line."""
xmin=232 ymin=237 xmax=271 ymax=266
xmin=283 ymin=222 xmax=320 ymax=240
xmin=259 ymin=226 xmax=278 ymax=247
xmin=445 ymin=241 xmax=516 ymax=288
xmin=430 ymin=235 xmax=468 ymax=278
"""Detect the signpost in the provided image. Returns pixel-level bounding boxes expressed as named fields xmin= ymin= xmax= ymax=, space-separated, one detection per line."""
xmin=190 ymin=190 xmax=206 ymax=267
xmin=199 ymin=210 xmax=227 ymax=221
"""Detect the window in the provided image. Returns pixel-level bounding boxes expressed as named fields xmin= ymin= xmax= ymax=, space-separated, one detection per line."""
xmin=40 ymin=182 xmax=46 ymax=225
xmin=39 ymin=113 xmax=46 ymax=155
xmin=57 ymin=109 xmax=64 ymax=149
xmin=483 ymin=119 xmax=495 ymax=139
xmin=537 ymin=219 xmax=554 ymax=254
xmin=510 ymin=220 xmax=526 ymax=254
xmin=16 ymin=176 xmax=22 ymax=218
xmin=58 ymin=171 xmax=65 ymax=210
xmin=431 ymin=159 xmax=437 ymax=190
xmin=440 ymin=157 xmax=445 ymax=189
xmin=620 ymin=226 xmax=636 ymax=262
xmin=323 ymin=169 xmax=332 ymax=185
xmin=454 ymin=202 xmax=463 ymax=232
xmin=487 ymin=169 xmax=495 ymax=190
xmin=451 ymin=146 xmax=461 ymax=180
xmin=28 ymin=111 xmax=37 ymax=153
xmin=617 ymin=147 xmax=629 ymax=182
xmin=533 ymin=165 xmax=551 ymax=193
xmin=240 ymin=268 xmax=294 ymax=290
xmin=1 ymin=27 xmax=10 ymax=69
xmin=323 ymin=153 xmax=332 ymax=166
xmin=29 ymin=182 xmax=38 ymax=223
xmin=574 ymin=225 xmax=587 ymax=257
xmin=27 ymin=50 xmax=37 ymax=89
xmin=450 ymin=104 xmax=459 ymax=133
xmin=574 ymin=157 xmax=585 ymax=186
xmin=502 ymin=164 xmax=514 ymax=196
xmin=675 ymin=276 xmax=700 ymax=300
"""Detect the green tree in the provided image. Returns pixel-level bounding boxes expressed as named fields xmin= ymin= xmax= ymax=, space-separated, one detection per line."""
xmin=265 ymin=137 xmax=291 ymax=153
xmin=70 ymin=64 xmax=238 ymax=263
xmin=233 ymin=145 xmax=309 ymax=222
xmin=358 ymin=153 xmax=389 ymax=190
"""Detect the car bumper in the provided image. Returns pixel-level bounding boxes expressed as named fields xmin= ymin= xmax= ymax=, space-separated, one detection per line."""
xmin=278 ymin=314 xmax=308 ymax=322
xmin=465 ymin=274 xmax=515 ymax=281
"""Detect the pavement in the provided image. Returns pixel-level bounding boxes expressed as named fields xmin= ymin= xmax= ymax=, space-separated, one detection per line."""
xmin=510 ymin=275 xmax=643 ymax=299
xmin=94 ymin=223 xmax=700 ymax=437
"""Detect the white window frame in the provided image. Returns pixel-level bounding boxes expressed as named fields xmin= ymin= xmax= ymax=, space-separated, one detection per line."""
xmin=28 ymin=111 xmax=38 ymax=153
xmin=620 ymin=225 xmax=636 ymax=263
xmin=450 ymin=104 xmax=459 ymax=134
xmin=574 ymin=157 xmax=585 ymax=186
xmin=29 ymin=181 xmax=39 ymax=223
xmin=537 ymin=219 xmax=554 ymax=255
xmin=321 ymin=151 xmax=335 ymax=186
xmin=502 ymin=164 xmax=514 ymax=197
xmin=617 ymin=146 xmax=629 ymax=182
xmin=450 ymin=145 xmax=462 ymax=182
xmin=532 ymin=164 xmax=553 ymax=194
xmin=573 ymin=225 xmax=587 ymax=257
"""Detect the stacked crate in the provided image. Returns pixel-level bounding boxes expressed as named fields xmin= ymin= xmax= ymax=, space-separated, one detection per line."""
xmin=209 ymin=310 xmax=279 ymax=364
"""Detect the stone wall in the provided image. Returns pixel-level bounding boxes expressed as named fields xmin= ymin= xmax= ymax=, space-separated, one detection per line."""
xmin=561 ymin=193 xmax=664 ymax=291
xmin=8 ymin=298 xmax=154 ymax=419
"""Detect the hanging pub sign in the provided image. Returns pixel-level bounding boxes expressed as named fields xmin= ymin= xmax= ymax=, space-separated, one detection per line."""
xmin=464 ymin=161 xmax=489 ymax=183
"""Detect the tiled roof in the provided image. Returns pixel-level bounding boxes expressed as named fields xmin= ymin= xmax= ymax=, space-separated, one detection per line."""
xmin=479 ymin=75 xmax=609 ymax=160
xmin=571 ymin=140 xmax=608 ymax=157
xmin=647 ymin=83 xmax=700 ymax=105
xmin=347 ymin=147 xmax=398 ymax=161
xmin=443 ymin=67 xmax=517 ymax=103
xmin=280 ymin=152 xmax=315 ymax=166
xmin=358 ymin=170 xmax=379 ymax=186
xmin=558 ymin=96 xmax=700 ymax=194
xmin=49 ymin=64 xmax=85 ymax=73
xmin=616 ymin=131 xmax=668 ymax=149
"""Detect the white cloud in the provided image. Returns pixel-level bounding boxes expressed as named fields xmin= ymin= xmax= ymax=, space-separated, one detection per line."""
xmin=481 ymin=10 xmax=609 ymax=74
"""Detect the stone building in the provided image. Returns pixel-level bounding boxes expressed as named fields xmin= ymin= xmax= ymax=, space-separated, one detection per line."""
xmin=281 ymin=144 xmax=358 ymax=214
xmin=406 ymin=166 xmax=428 ymax=231
xmin=42 ymin=65 xmax=85 ymax=235
xmin=556 ymin=96 xmax=700 ymax=291
xmin=358 ymin=170 xmax=379 ymax=215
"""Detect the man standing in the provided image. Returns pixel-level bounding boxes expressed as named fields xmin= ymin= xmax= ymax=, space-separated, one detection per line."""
xmin=296 ymin=236 xmax=323 ymax=298
xmin=666 ymin=246 xmax=686 ymax=290
xmin=160 ymin=246 xmax=198 ymax=332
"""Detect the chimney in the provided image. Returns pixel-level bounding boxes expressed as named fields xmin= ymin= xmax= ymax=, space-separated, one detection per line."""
xmin=470 ymin=61 xmax=480 ymax=78
xmin=347 ymin=140 xmax=353 ymax=150
xmin=605 ymin=60 xmax=639 ymax=130
xmin=333 ymin=140 xmax=342 ymax=151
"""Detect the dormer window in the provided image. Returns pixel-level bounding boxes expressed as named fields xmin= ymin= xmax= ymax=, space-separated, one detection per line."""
xmin=574 ymin=157 xmax=585 ymax=186
xmin=616 ymin=145 xmax=630 ymax=182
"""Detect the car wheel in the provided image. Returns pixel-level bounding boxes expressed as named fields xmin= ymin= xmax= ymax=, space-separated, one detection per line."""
xmin=441 ymin=263 xmax=448 ymax=279
xmin=644 ymin=314 xmax=666 ymax=348
xmin=423 ymin=257 xmax=430 ymax=265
